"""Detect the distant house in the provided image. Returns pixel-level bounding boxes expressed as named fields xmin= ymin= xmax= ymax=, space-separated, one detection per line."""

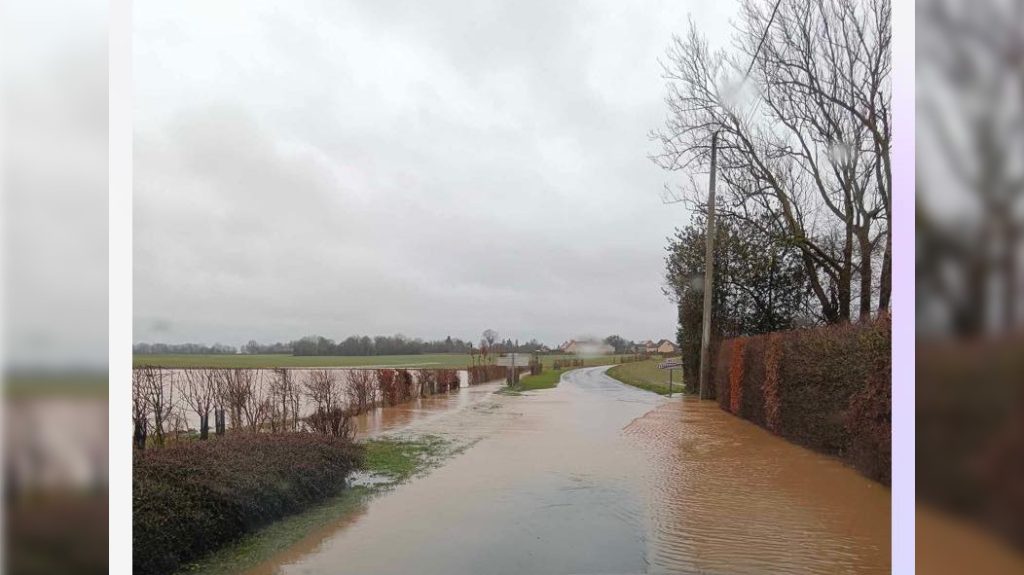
xmin=655 ymin=339 xmax=679 ymax=355
xmin=561 ymin=339 xmax=613 ymax=355
xmin=638 ymin=340 xmax=658 ymax=354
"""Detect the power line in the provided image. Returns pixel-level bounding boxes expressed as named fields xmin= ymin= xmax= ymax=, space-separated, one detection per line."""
xmin=744 ymin=0 xmax=785 ymax=82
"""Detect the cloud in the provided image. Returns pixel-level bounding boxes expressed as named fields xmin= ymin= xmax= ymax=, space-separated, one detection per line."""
xmin=133 ymin=0 xmax=738 ymax=346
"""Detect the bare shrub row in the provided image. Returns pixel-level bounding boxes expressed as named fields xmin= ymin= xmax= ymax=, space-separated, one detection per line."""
xmin=713 ymin=315 xmax=891 ymax=484
xmin=131 ymin=367 xmax=464 ymax=448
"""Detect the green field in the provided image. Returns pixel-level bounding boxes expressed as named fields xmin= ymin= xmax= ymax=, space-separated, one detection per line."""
xmin=606 ymin=358 xmax=685 ymax=395
xmin=132 ymin=353 xmax=636 ymax=369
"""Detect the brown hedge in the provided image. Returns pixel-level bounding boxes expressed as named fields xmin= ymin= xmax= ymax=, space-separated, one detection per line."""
xmin=133 ymin=433 xmax=362 ymax=575
xmin=917 ymin=336 xmax=1024 ymax=551
xmin=713 ymin=316 xmax=891 ymax=484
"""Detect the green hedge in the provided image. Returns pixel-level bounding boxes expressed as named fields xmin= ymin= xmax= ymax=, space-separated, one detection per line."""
xmin=133 ymin=433 xmax=363 ymax=575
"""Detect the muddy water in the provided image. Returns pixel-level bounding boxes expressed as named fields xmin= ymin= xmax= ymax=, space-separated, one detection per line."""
xmin=350 ymin=378 xmax=502 ymax=438
xmin=241 ymin=366 xmax=890 ymax=575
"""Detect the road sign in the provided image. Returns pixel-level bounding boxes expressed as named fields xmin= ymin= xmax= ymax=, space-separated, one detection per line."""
xmin=658 ymin=359 xmax=683 ymax=370
xmin=496 ymin=353 xmax=531 ymax=367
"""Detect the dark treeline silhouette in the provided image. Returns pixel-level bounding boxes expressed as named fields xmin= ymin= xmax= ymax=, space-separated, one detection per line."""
xmin=135 ymin=335 xmax=556 ymax=356
xmin=133 ymin=342 xmax=238 ymax=355
xmin=134 ymin=333 xmax=648 ymax=357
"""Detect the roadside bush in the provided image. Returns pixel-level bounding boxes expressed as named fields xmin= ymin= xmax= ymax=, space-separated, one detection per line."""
xmin=762 ymin=334 xmax=783 ymax=432
xmin=133 ymin=433 xmax=362 ymax=575
xmin=712 ymin=315 xmax=891 ymax=484
xmin=306 ymin=407 xmax=355 ymax=439
xmin=375 ymin=369 xmax=399 ymax=406
xmin=435 ymin=368 xmax=458 ymax=392
xmin=345 ymin=370 xmax=376 ymax=414
xmin=416 ymin=369 xmax=437 ymax=396
xmin=728 ymin=337 xmax=746 ymax=415
xmin=395 ymin=369 xmax=414 ymax=402
xmin=713 ymin=339 xmax=733 ymax=405
xmin=918 ymin=335 xmax=1024 ymax=551
xmin=466 ymin=364 xmax=505 ymax=385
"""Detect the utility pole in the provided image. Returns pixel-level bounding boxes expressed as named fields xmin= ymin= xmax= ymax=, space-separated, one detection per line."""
xmin=698 ymin=130 xmax=719 ymax=400
xmin=695 ymin=0 xmax=781 ymax=401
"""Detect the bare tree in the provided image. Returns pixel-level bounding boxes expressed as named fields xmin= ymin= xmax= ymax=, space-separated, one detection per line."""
xmin=917 ymin=0 xmax=1024 ymax=335
xmin=132 ymin=368 xmax=148 ymax=449
xmin=240 ymin=369 xmax=270 ymax=432
xmin=345 ymin=370 xmax=376 ymax=414
xmin=141 ymin=366 xmax=175 ymax=447
xmin=652 ymin=0 xmax=890 ymax=324
xmin=304 ymin=369 xmax=341 ymax=415
xmin=180 ymin=368 xmax=216 ymax=439
xmin=215 ymin=368 xmax=251 ymax=430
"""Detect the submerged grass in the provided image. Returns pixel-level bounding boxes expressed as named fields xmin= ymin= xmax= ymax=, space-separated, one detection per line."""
xmin=499 ymin=369 xmax=565 ymax=394
xmin=175 ymin=434 xmax=457 ymax=575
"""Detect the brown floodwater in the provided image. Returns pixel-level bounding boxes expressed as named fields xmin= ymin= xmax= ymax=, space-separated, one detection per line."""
xmin=157 ymin=368 xmax=477 ymax=436
xmin=239 ymin=366 xmax=890 ymax=575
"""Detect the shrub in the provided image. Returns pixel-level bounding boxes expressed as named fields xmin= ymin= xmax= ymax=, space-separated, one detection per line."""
xmin=306 ymin=407 xmax=355 ymax=439
xmin=435 ymin=368 xmax=458 ymax=392
xmin=712 ymin=316 xmax=891 ymax=484
xmin=714 ymin=339 xmax=734 ymax=407
xmin=741 ymin=336 xmax=767 ymax=426
xmin=466 ymin=364 xmax=506 ymax=385
xmin=345 ymin=370 xmax=376 ymax=414
xmin=762 ymin=334 xmax=782 ymax=432
xmin=375 ymin=369 xmax=398 ymax=406
xmin=395 ymin=369 xmax=414 ymax=402
xmin=728 ymin=338 xmax=746 ymax=415
xmin=917 ymin=334 xmax=1024 ymax=550
xmin=133 ymin=433 xmax=362 ymax=575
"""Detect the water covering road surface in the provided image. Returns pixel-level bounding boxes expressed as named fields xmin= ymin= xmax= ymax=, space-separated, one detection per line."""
xmin=245 ymin=366 xmax=890 ymax=575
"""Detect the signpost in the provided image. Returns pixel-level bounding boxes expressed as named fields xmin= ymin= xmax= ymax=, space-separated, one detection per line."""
xmin=496 ymin=352 xmax=531 ymax=386
xmin=658 ymin=358 xmax=684 ymax=397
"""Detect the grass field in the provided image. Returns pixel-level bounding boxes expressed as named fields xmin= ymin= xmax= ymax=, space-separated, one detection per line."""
xmin=606 ymin=359 xmax=685 ymax=395
xmin=132 ymin=353 xmax=636 ymax=369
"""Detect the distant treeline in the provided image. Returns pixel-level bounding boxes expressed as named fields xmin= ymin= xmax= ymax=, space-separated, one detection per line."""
xmin=133 ymin=342 xmax=238 ymax=355
xmin=134 ymin=335 xmax=552 ymax=356
xmin=134 ymin=333 xmax=645 ymax=357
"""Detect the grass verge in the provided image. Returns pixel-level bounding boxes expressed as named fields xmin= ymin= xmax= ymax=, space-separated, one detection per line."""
xmin=606 ymin=359 xmax=685 ymax=395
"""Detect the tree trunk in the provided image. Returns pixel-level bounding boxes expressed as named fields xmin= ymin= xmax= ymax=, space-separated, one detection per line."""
xmin=199 ymin=414 xmax=209 ymax=440
xmin=133 ymin=423 xmax=147 ymax=450
xmin=839 ymin=220 xmax=853 ymax=323
xmin=858 ymin=226 xmax=873 ymax=321
xmin=878 ymin=223 xmax=891 ymax=312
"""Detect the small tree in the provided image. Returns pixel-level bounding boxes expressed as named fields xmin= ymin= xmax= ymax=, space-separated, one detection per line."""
xmin=132 ymin=368 xmax=149 ymax=449
xmin=141 ymin=366 xmax=175 ymax=447
xmin=181 ymin=368 xmax=216 ymax=440
xmin=346 ymin=370 xmax=376 ymax=414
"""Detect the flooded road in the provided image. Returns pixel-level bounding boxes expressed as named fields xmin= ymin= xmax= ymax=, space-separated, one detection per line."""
xmin=243 ymin=366 xmax=890 ymax=575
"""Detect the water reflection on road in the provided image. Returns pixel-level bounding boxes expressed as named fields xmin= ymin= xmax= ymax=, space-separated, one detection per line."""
xmin=245 ymin=366 xmax=890 ymax=575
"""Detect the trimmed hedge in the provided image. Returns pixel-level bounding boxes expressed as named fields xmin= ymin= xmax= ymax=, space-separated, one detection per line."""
xmin=917 ymin=336 xmax=1024 ymax=551
xmin=133 ymin=433 xmax=363 ymax=575
xmin=714 ymin=315 xmax=891 ymax=484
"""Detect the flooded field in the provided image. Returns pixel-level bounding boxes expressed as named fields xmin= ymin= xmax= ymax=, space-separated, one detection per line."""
xmin=224 ymin=366 xmax=890 ymax=575
xmin=153 ymin=368 xmax=473 ymax=435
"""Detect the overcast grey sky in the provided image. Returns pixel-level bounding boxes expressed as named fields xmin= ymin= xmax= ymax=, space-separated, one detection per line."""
xmin=133 ymin=0 xmax=737 ymax=347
